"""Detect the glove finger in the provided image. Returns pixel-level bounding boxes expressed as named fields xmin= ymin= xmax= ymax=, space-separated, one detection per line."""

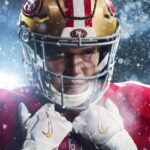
xmin=48 ymin=104 xmax=55 ymax=111
xmin=72 ymin=116 xmax=86 ymax=133
xmin=64 ymin=120 xmax=72 ymax=134
xmin=104 ymin=99 xmax=119 ymax=115
xmin=37 ymin=109 xmax=48 ymax=120
xmin=19 ymin=103 xmax=31 ymax=127
xmin=41 ymin=103 xmax=55 ymax=112
xmin=104 ymin=99 xmax=124 ymax=128
xmin=35 ymin=104 xmax=55 ymax=120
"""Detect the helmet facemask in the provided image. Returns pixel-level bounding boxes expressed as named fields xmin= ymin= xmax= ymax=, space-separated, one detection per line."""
xmin=20 ymin=26 xmax=120 ymax=109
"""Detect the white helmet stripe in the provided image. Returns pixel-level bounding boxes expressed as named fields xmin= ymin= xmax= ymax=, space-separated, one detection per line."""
xmin=97 ymin=53 xmax=109 ymax=73
xmin=73 ymin=0 xmax=85 ymax=27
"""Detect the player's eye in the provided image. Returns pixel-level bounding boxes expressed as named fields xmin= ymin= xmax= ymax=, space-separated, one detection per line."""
xmin=46 ymin=51 xmax=66 ymax=60
xmin=81 ymin=48 xmax=97 ymax=60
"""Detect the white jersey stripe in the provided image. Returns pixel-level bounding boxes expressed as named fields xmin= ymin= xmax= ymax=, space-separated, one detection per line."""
xmin=73 ymin=0 xmax=85 ymax=27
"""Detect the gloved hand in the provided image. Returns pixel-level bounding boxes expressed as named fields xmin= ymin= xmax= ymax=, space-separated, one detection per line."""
xmin=72 ymin=99 xmax=137 ymax=150
xmin=19 ymin=103 xmax=72 ymax=150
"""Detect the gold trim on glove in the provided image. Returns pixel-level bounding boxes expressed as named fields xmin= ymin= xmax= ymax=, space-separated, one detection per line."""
xmin=42 ymin=112 xmax=53 ymax=138
xmin=98 ymin=111 xmax=109 ymax=134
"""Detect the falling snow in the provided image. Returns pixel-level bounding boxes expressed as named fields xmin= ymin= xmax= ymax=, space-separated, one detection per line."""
xmin=2 ymin=124 xmax=7 ymax=130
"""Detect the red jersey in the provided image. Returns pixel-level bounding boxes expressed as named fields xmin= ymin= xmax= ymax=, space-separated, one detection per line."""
xmin=0 ymin=81 xmax=150 ymax=150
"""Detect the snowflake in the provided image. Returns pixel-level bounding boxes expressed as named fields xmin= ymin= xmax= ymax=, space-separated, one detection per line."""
xmin=2 ymin=124 xmax=7 ymax=129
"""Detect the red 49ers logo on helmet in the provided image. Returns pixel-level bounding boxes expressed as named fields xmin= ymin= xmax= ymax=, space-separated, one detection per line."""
xmin=105 ymin=0 xmax=116 ymax=16
xmin=22 ymin=0 xmax=43 ymax=16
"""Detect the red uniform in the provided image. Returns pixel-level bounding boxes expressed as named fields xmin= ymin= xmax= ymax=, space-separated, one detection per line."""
xmin=0 ymin=81 xmax=150 ymax=150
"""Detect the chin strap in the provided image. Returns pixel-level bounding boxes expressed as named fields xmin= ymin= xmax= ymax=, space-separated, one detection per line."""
xmin=48 ymin=83 xmax=94 ymax=107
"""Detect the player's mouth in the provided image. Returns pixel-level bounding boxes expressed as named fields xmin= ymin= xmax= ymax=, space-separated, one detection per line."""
xmin=63 ymin=81 xmax=86 ymax=88
xmin=63 ymin=81 xmax=89 ymax=94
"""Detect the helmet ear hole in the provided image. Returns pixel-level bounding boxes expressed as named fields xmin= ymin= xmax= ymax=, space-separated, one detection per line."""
xmin=104 ymin=14 xmax=110 ymax=19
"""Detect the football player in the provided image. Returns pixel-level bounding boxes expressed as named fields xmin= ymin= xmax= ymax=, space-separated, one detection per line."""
xmin=0 ymin=0 xmax=149 ymax=150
